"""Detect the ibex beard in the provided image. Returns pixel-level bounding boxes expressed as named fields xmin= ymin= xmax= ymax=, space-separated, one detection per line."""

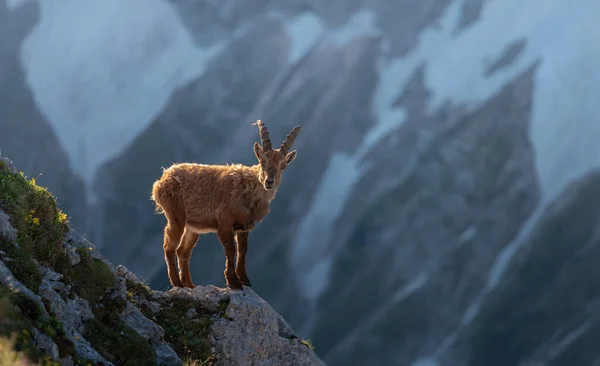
xmin=151 ymin=120 xmax=301 ymax=290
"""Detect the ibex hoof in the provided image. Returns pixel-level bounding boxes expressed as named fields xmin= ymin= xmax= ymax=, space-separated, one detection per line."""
xmin=170 ymin=279 xmax=184 ymax=288
xmin=227 ymin=282 xmax=243 ymax=291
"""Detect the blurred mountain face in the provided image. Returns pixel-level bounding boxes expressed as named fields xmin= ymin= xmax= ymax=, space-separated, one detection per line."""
xmin=3 ymin=0 xmax=600 ymax=365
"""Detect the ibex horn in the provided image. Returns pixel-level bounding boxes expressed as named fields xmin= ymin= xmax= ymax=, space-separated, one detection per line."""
xmin=253 ymin=120 xmax=272 ymax=151
xmin=280 ymin=126 xmax=301 ymax=155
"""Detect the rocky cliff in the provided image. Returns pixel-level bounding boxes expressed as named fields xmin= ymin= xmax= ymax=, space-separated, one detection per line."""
xmin=0 ymin=152 xmax=323 ymax=365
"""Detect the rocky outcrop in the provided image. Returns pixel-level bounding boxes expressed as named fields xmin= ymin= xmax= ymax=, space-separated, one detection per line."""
xmin=0 ymin=152 xmax=323 ymax=365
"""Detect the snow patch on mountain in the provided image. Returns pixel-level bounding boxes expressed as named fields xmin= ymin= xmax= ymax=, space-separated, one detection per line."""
xmin=328 ymin=11 xmax=378 ymax=46
xmin=289 ymin=11 xmax=381 ymax=304
xmin=19 ymin=0 xmax=223 ymax=192
xmin=284 ymin=13 xmax=324 ymax=64
xmin=290 ymin=153 xmax=359 ymax=301
xmin=5 ymin=0 xmax=32 ymax=10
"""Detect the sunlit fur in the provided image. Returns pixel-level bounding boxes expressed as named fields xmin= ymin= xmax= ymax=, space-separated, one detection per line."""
xmin=151 ymin=120 xmax=301 ymax=290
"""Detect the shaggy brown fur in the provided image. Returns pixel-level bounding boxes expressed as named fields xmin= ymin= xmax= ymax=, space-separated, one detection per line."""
xmin=151 ymin=120 xmax=301 ymax=290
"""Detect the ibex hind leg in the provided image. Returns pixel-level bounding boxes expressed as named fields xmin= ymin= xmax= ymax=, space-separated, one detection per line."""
xmin=177 ymin=227 xmax=200 ymax=288
xmin=163 ymin=219 xmax=184 ymax=288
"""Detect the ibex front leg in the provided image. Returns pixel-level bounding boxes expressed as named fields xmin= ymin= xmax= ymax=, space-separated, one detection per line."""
xmin=235 ymin=231 xmax=251 ymax=287
xmin=217 ymin=227 xmax=243 ymax=290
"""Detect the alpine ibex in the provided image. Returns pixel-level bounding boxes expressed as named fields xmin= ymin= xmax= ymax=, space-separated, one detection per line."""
xmin=151 ymin=120 xmax=301 ymax=290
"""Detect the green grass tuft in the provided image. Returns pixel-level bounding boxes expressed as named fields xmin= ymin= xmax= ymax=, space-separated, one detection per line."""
xmin=299 ymin=338 xmax=314 ymax=351
xmin=217 ymin=299 xmax=233 ymax=321
xmin=125 ymin=280 xmax=156 ymax=320
xmin=83 ymin=291 xmax=155 ymax=366
xmin=0 ymin=168 xmax=68 ymax=266
xmin=58 ymin=248 xmax=114 ymax=304
xmin=156 ymin=297 xmax=214 ymax=364
xmin=0 ymin=166 xmax=68 ymax=292
xmin=0 ymin=237 xmax=43 ymax=291
xmin=84 ymin=318 xmax=155 ymax=366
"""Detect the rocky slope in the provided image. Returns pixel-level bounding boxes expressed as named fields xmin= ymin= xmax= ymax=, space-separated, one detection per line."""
xmin=0 ymin=153 xmax=323 ymax=365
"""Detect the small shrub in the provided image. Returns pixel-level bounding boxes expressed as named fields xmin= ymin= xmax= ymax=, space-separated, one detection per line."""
xmin=0 ymin=166 xmax=68 ymax=273
xmin=300 ymin=339 xmax=314 ymax=351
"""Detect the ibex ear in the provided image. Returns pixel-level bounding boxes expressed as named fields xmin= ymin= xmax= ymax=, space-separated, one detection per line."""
xmin=285 ymin=150 xmax=297 ymax=165
xmin=254 ymin=142 xmax=263 ymax=160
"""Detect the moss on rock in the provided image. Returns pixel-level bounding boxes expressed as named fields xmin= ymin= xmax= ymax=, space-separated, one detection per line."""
xmin=0 ymin=236 xmax=43 ymax=291
xmin=59 ymin=248 xmax=115 ymax=304
xmin=0 ymin=167 xmax=68 ymax=270
xmin=125 ymin=279 xmax=156 ymax=320
xmin=84 ymin=317 xmax=155 ymax=366
xmin=156 ymin=296 xmax=214 ymax=364
xmin=0 ymin=284 xmax=75 ymax=364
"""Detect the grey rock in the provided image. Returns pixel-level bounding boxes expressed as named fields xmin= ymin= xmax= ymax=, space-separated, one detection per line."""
xmin=69 ymin=331 xmax=113 ymax=366
xmin=0 ymin=209 xmax=17 ymax=243
xmin=115 ymin=264 xmax=143 ymax=285
xmin=166 ymin=286 xmax=220 ymax=313
xmin=276 ymin=316 xmax=297 ymax=340
xmin=66 ymin=297 xmax=95 ymax=332
xmin=109 ymin=276 xmax=127 ymax=301
xmin=42 ymin=267 xmax=63 ymax=282
xmin=65 ymin=229 xmax=114 ymax=271
xmin=58 ymin=298 xmax=103 ymax=364
xmin=185 ymin=307 xmax=197 ymax=318
xmin=43 ymin=290 xmax=94 ymax=336
xmin=60 ymin=356 xmax=75 ymax=366
xmin=0 ymin=154 xmax=19 ymax=175
xmin=0 ymin=261 xmax=48 ymax=317
xmin=32 ymin=328 xmax=60 ymax=361
xmin=0 ymin=259 xmax=109 ymax=364
xmin=153 ymin=340 xmax=182 ymax=366
xmin=64 ymin=243 xmax=81 ymax=266
xmin=38 ymin=280 xmax=106 ymax=363
xmin=204 ymin=287 xmax=323 ymax=366
xmin=145 ymin=300 xmax=162 ymax=314
xmin=38 ymin=281 xmax=64 ymax=314
xmin=41 ymin=267 xmax=66 ymax=292
xmin=120 ymin=301 xmax=164 ymax=342
xmin=152 ymin=285 xmax=325 ymax=365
